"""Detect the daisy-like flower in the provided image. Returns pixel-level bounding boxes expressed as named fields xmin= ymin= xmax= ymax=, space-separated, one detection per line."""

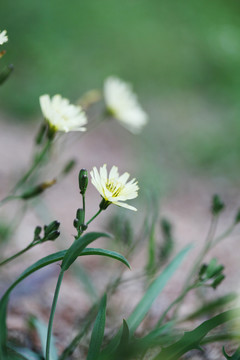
xmin=39 ymin=94 xmax=87 ymax=133
xmin=90 ymin=164 xmax=139 ymax=211
xmin=0 ymin=30 xmax=8 ymax=45
xmin=103 ymin=76 xmax=148 ymax=134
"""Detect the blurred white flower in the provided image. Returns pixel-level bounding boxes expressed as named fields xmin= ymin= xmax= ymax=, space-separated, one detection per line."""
xmin=103 ymin=76 xmax=148 ymax=134
xmin=90 ymin=164 xmax=139 ymax=211
xmin=0 ymin=30 xmax=8 ymax=45
xmin=39 ymin=94 xmax=87 ymax=133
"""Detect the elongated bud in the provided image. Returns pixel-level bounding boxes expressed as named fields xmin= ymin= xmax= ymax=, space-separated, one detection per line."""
xmin=211 ymin=194 xmax=224 ymax=216
xmin=44 ymin=220 xmax=60 ymax=236
xmin=21 ymin=179 xmax=56 ymax=200
xmin=62 ymin=159 xmax=76 ymax=175
xmin=34 ymin=226 xmax=42 ymax=242
xmin=79 ymin=169 xmax=88 ymax=195
xmin=212 ymin=274 xmax=225 ymax=289
xmin=76 ymin=208 xmax=85 ymax=224
xmin=46 ymin=230 xmax=60 ymax=241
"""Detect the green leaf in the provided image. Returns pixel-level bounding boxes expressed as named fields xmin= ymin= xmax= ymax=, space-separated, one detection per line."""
xmin=223 ymin=346 xmax=240 ymax=360
xmin=183 ymin=293 xmax=238 ymax=321
xmin=153 ymin=308 xmax=240 ymax=360
xmin=101 ymin=245 xmax=192 ymax=357
xmin=61 ymin=232 xmax=112 ymax=271
xmin=81 ymin=248 xmax=130 ymax=269
xmin=0 ymin=243 xmax=129 ymax=359
xmin=8 ymin=346 xmax=42 ymax=360
xmin=128 ymin=245 xmax=192 ymax=335
xmin=30 ymin=316 xmax=58 ymax=360
xmin=87 ymin=294 xmax=107 ymax=360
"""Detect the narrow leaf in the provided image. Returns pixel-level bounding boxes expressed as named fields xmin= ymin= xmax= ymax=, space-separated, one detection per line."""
xmin=101 ymin=245 xmax=192 ymax=357
xmin=154 ymin=308 xmax=240 ymax=360
xmin=61 ymin=232 xmax=112 ymax=271
xmin=87 ymin=294 xmax=107 ymax=360
xmin=127 ymin=245 xmax=192 ymax=335
xmin=30 ymin=317 xmax=58 ymax=360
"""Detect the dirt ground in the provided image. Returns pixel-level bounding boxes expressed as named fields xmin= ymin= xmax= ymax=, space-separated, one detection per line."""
xmin=0 ymin=115 xmax=240 ymax=359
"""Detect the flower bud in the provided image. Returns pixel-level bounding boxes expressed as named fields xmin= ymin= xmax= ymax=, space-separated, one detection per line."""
xmin=76 ymin=208 xmax=85 ymax=224
xmin=78 ymin=169 xmax=88 ymax=195
xmin=44 ymin=220 xmax=60 ymax=236
xmin=62 ymin=159 xmax=76 ymax=175
xmin=46 ymin=230 xmax=60 ymax=241
xmin=211 ymin=194 xmax=225 ymax=216
xmin=21 ymin=179 xmax=56 ymax=200
xmin=73 ymin=219 xmax=79 ymax=229
xmin=34 ymin=226 xmax=42 ymax=242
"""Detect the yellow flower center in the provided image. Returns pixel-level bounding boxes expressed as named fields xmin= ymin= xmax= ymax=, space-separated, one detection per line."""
xmin=106 ymin=180 xmax=123 ymax=198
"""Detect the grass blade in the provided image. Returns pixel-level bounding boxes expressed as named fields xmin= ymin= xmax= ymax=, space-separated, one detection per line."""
xmin=87 ymin=294 xmax=107 ymax=360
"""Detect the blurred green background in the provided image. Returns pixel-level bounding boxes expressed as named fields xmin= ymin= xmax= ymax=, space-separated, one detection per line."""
xmin=1 ymin=0 xmax=240 ymax=185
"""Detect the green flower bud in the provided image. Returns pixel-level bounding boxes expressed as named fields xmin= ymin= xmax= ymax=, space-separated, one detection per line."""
xmin=46 ymin=230 xmax=60 ymax=241
xmin=212 ymin=274 xmax=225 ymax=289
xmin=34 ymin=226 xmax=42 ymax=241
xmin=44 ymin=220 xmax=60 ymax=236
xmin=73 ymin=219 xmax=79 ymax=229
xmin=62 ymin=159 xmax=76 ymax=175
xmin=211 ymin=194 xmax=225 ymax=216
xmin=78 ymin=169 xmax=88 ymax=195
xmin=76 ymin=208 xmax=85 ymax=224
xmin=21 ymin=180 xmax=56 ymax=200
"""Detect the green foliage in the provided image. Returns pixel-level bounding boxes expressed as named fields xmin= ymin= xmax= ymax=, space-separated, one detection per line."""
xmin=87 ymin=294 xmax=107 ymax=360
xmin=29 ymin=316 xmax=58 ymax=360
xmin=154 ymin=308 xmax=240 ymax=360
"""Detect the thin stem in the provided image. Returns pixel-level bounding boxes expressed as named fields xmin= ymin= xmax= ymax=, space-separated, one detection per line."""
xmin=173 ymin=215 xmax=219 ymax=318
xmin=13 ymin=139 xmax=52 ymax=193
xmin=86 ymin=209 xmax=102 ymax=226
xmin=156 ymin=284 xmax=196 ymax=327
xmin=0 ymin=195 xmax=21 ymax=207
xmin=46 ymin=269 xmax=64 ymax=360
xmin=212 ymin=223 xmax=236 ymax=246
xmin=0 ymin=243 xmax=34 ymax=267
xmin=182 ymin=215 xmax=219 ymax=291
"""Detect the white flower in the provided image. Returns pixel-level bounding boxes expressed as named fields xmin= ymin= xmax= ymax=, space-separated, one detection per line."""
xmin=103 ymin=76 xmax=148 ymax=134
xmin=0 ymin=30 xmax=8 ymax=45
xmin=90 ymin=164 xmax=139 ymax=211
xmin=39 ymin=94 xmax=87 ymax=133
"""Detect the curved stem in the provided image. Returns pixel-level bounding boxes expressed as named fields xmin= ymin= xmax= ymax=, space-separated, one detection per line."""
xmin=86 ymin=209 xmax=102 ymax=226
xmin=0 ymin=243 xmax=34 ymax=267
xmin=46 ymin=269 xmax=64 ymax=360
xmin=13 ymin=139 xmax=52 ymax=193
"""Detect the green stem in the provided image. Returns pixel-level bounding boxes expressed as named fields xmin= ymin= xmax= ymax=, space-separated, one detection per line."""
xmin=182 ymin=215 xmax=218 ymax=292
xmin=86 ymin=209 xmax=102 ymax=226
xmin=173 ymin=215 xmax=219 ymax=318
xmin=0 ymin=243 xmax=34 ymax=267
xmin=156 ymin=284 xmax=196 ymax=327
xmin=46 ymin=269 xmax=64 ymax=360
xmin=0 ymin=195 xmax=21 ymax=207
xmin=13 ymin=139 xmax=52 ymax=193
